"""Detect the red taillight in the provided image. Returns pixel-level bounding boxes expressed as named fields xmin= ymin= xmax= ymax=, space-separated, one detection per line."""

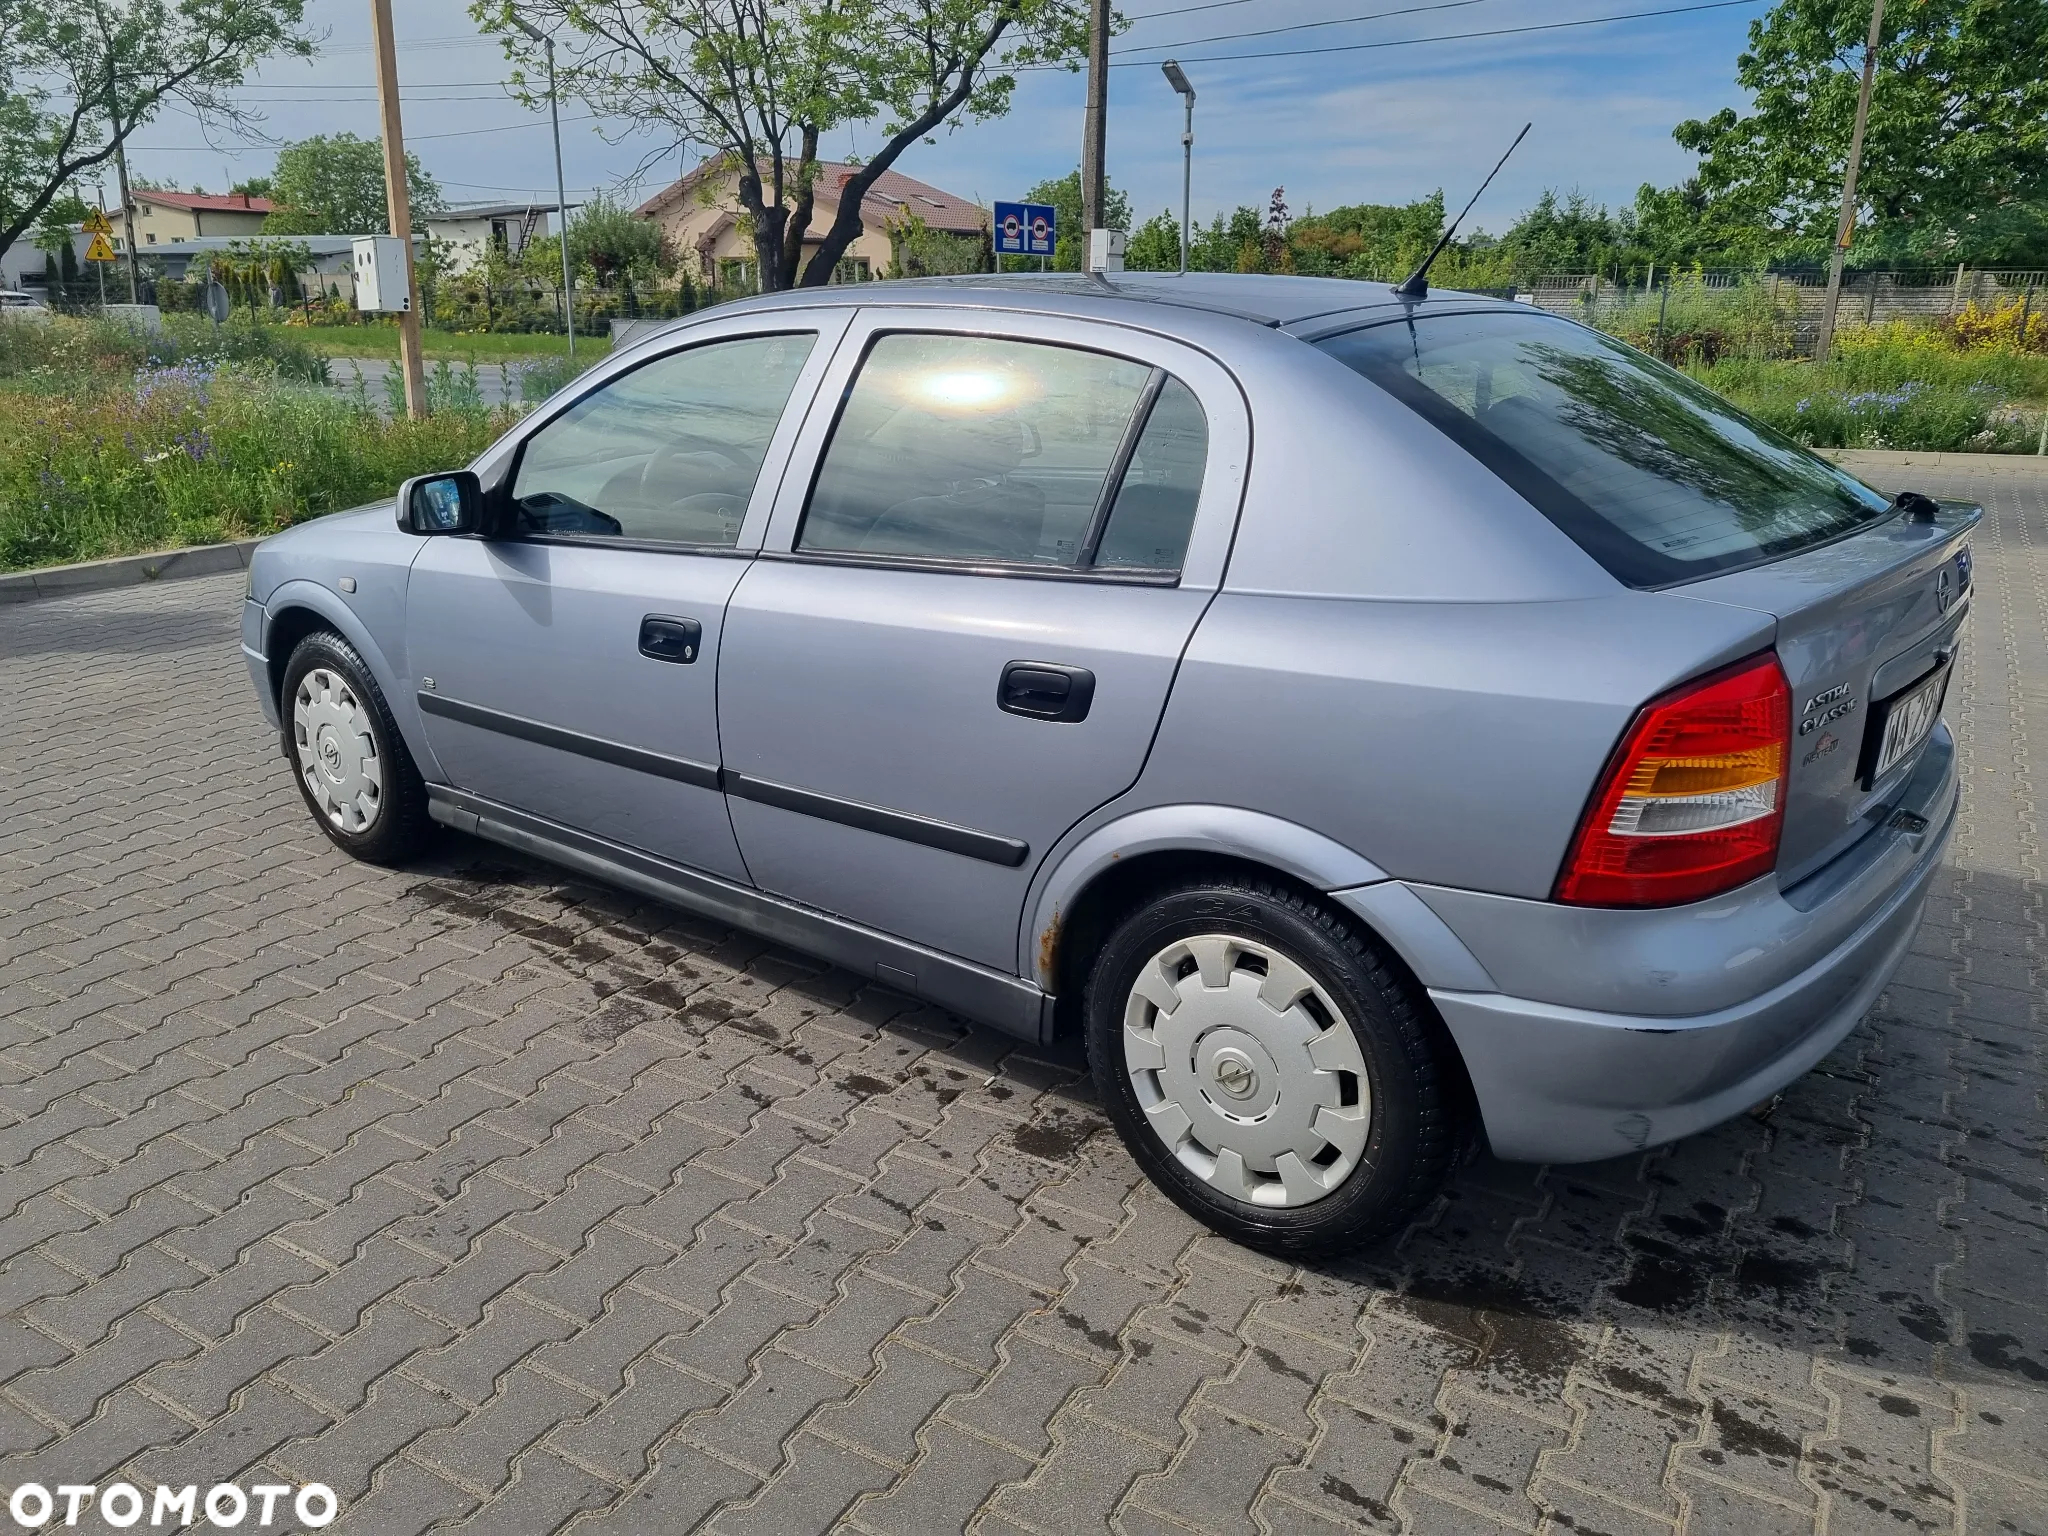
xmin=1555 ymin=652 xmax=1792 ymax=907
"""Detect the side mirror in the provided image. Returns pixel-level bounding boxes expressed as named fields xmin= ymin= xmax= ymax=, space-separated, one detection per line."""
xmin=397 ymin=470 xmax=482 ymax=535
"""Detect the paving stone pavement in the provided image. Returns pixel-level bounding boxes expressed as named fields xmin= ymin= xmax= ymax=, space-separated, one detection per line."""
xmin=0 ymin=465 xmax=2041 ymax=1536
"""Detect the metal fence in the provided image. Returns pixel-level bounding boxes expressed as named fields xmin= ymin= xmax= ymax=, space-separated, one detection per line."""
xmin=1523 ymin=267 xmax=2048 ymax=353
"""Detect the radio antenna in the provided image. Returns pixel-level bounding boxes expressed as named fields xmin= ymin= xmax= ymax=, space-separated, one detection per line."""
xmin=1395 ymin=122 xmax=1531 ymax=300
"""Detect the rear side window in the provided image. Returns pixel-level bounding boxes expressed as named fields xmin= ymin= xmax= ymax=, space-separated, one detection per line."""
xmin=798 ymin=333 xmax=1207 ymax=572
xmin=1314 ymin=312 xmax=1891 ymax=586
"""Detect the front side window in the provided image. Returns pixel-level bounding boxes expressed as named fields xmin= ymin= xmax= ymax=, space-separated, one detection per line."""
xmin=1315 ymin=312 xmax=1891 ymax=586
xmin=798 ymin=332 xmax=1208 ymax=571
xmin=509 ymin=332 xmax=815 ymax=546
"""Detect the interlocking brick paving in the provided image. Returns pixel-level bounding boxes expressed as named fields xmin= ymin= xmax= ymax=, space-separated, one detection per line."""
xmin=1 ymin=464 xmax=2041 ymax=1534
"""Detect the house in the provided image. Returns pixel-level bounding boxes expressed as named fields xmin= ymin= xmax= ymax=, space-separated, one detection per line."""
xmin=129 ymin=189 xmax=273 ymax=244
xmin=636 ymin=158 xmax=984 ymax=289
xmin=423 ymin=202 xmax=569 ymax=276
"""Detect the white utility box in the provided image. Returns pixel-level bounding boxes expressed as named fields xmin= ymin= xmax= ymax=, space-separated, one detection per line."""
xmin=352 ymin=235 xmax=411 ymax=313
xmin=1086 ymin=228 xmax=1126 ymax=275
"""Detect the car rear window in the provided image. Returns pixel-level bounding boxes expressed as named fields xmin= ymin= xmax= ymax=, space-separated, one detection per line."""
xmin=1314 ymin=310 xmax=1892 ymax=587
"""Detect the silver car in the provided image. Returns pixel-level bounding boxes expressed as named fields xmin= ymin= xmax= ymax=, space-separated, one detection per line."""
xmin=243 ymin=275 xmax=1972 ymax=1255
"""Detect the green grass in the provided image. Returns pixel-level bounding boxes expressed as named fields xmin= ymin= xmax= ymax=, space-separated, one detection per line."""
xmin=0 ymin=336 xmax=515 ymax=572
xmin=308 ymin=326 xmax=614 ymax=360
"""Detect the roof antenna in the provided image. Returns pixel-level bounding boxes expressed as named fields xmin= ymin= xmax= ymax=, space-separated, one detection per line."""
xmin=1395 ymin=122 xmax=1531 ymax=300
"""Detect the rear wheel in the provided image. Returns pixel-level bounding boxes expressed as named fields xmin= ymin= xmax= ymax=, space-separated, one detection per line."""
xmin=281 ymin=631 xmax=430 ymax=865
xmin=1085 ymin=875 xmax=1464 ymax=1257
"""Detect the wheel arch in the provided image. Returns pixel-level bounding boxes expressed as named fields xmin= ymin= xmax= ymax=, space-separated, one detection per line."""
xmin=263 ymin=583 xmax=440 ymax=777
xmin=1025 ymin=806 xmax=1497 ymax=1050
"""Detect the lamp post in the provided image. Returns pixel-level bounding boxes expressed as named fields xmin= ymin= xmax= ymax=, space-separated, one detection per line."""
xmin=512 ymin=16 xmax=576 ymax=358
xmin=1161 ymin=60 xmax=1195 ymax=274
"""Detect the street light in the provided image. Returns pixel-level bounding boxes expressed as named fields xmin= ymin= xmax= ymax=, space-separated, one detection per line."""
xmin=1161 ymin=60 xmax=1195 ymax=275
xmin=512 ymin=16 xmax=576 ymax=358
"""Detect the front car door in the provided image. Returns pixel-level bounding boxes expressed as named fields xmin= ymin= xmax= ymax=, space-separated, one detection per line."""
xmin=717 ymin=306 xmax=1249 ymax=974
xmin=405 ymin=314 xmax=849 ymax=880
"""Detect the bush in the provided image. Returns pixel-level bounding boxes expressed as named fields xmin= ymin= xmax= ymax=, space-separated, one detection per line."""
xmin=1594 ymin=275 xmax=1800 ymax=363
xmin=0 ymin=312 xmax=329 ymax=386
xmin=0 ymin=358 xmax=514 ymax=571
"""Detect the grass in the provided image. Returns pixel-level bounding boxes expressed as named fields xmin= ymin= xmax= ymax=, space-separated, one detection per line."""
xmin=0 ymin=316 xmax=515 ymax=572
xmin=307 ymin=326 xmax=614 ymax=360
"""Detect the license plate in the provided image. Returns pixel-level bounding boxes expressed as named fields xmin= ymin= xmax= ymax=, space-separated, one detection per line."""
xmin=1861 ymin=662 xmax=1949 ymax=787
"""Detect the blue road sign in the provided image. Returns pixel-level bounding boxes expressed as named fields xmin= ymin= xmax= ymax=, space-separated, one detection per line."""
xmin=994 ymin=201 xmax=1057 ymax=258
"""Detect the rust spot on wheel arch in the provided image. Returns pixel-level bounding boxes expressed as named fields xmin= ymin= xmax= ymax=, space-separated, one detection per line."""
xmin=1038 ymin=908 xmax=1061 ymax=981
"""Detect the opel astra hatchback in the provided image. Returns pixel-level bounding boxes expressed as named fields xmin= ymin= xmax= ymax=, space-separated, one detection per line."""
xmin=244 ymin=275 xmax=1972 ymax=1255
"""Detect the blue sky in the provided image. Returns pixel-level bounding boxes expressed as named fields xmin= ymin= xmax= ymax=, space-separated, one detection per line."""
xmin=124 ymin=0 xmax=1775 ymax=235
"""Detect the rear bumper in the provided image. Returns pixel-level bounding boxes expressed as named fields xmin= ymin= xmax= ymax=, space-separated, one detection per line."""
xmin=1421 ymin=732 xmax=1956 ymax=1164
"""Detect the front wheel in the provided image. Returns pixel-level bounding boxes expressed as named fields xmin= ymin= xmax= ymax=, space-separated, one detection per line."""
xmin=1085 ymin=876 xmax=1466 ymax=1258
xmin=280 ymin=631 xmax=431 ymax=865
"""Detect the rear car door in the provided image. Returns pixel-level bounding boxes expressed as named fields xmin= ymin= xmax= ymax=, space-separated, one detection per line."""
xmin=405 ymin=316 xmax=847 ymax=879
xmin=717 ymin=307 xmax=1249 ymax=973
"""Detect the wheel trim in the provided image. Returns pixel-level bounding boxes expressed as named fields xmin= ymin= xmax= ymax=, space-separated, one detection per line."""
xmin=1122 ymin=934 xmax=1371 ymax=1209
xmin=292 ymin=667 xmax=382 ymax=834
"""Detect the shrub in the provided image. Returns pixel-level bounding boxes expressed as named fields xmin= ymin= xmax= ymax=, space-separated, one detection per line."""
xmin=0 ymin=359 xmax=514 ymax=571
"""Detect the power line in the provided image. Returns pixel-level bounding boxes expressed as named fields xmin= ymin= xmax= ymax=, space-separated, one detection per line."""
xmin=1121 ymin=0 xmax=1502 ymax=55
xmin=1092 ymin=0 xmax=1767 ymax=65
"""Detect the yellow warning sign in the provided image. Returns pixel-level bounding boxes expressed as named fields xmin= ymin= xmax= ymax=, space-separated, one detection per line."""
xmin=82 ymin=208 xmax=114 ymax=236
xmin=84 ymin=232 xmax=119 ymax=262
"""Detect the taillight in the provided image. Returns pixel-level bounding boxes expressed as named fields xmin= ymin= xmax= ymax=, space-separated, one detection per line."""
xmin=1555 ymin=652 xmax=1791 ymax=907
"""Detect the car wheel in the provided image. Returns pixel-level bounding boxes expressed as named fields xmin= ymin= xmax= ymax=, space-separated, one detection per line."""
xmin=1085 ymin=875 xmax=1466 ymax=1257
xmin=280 ymin=631 xmax=430 ymax=865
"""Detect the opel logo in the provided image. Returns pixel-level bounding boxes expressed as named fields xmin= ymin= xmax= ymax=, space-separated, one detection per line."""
xmin=1935 ymin=566 xmax=1955 ymax=613
xmin=1213 ymin=1056 xmax=1257 ymax=1099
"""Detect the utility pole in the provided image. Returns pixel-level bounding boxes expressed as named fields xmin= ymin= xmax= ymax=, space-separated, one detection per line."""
xmin=1080 ymin=0 xmax=1109 ymax=236
xmin=104 ymin=73 xmax=141 ymax=304
xmin=513 ymin=17 xmax=575 ymax=359
xmin=1813 ymin=0 xmax=1884 ymax=363
xmin=370 ymin=0 xmax=427 ymax=418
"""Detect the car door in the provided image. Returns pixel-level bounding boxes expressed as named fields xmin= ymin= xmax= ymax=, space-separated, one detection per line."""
xmin=405 ymin=314 xmax=849 ymax=880
xmin=717 ymin=307 xmax=1249 ymax=973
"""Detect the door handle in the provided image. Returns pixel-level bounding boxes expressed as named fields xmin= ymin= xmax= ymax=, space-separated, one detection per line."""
xmin=639 ymin=615 xmax=702 ymax=664
xmin=999 ymin=661 xmax=1095 ymax=723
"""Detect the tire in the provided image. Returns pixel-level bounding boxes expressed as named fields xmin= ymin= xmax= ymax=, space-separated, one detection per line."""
xmin=279 ymin=631 xmax=431 ymax=865
xmin=1085 ymin=874 xmax=1465 ymax=1258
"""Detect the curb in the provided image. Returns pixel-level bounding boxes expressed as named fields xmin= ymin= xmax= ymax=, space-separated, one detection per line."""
xmin=0 ymin=538 xmax=263 ymax=606
xmin=1830 ymin=448 xmax=2048 ymax=476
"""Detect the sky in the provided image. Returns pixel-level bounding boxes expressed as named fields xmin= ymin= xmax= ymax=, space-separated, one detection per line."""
xmin=120 ymin=0 xmax=1777 ymax=235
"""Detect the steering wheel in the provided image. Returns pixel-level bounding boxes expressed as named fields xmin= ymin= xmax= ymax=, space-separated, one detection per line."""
xmin=641 ymin=439 xmax=744 ymax=499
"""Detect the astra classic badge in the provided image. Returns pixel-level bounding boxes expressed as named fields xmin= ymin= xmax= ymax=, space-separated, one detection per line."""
xmin=1799 ymin=681 xmax=1858 ymax=736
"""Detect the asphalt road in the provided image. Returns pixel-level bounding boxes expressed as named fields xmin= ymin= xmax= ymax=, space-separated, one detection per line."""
xmin=0 ymin=463 xmax=2041 ymax=1535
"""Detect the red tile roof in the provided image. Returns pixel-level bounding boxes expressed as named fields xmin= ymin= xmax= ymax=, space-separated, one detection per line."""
xmin=637 ymin=160 xmax=984 ymax=236
xmin=133 ymin=190 xmax=273 ymax=214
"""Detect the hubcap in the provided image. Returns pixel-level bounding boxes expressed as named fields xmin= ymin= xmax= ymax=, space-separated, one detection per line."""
xmin=292 ymin=667 xmax=382 ymax=834
xmin=1122 ymin=934 xmax=1371 ymax=1208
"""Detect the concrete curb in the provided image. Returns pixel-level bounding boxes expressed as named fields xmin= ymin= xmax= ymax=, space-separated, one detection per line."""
xmin=0 ymin=538 xmax=262 ymax=606
xmin=1830 ymin=448 xmax=2048 ymax=476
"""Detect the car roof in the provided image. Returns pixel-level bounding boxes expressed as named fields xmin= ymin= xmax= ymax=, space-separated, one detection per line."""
xmin=676 ymin=271 xmax=1520 ymax=339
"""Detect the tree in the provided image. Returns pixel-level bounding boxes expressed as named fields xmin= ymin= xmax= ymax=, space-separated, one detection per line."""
xmin=231 ymin=174 xmax=272 ymax=200
xmin=0 ymin=0 xmax=312 ymax=264
xmin=1674 ymin=0 xmax=2048 ymax=265
xmin=1014 ymin=167 xmax=1127 ymax=271
xmin=565 ymin=192 xmax=666 ymax=287
xmin=473 ymin=0 xmax=1094 ymax=290
xmin=263 ymin=132 xmax=443 ymax=235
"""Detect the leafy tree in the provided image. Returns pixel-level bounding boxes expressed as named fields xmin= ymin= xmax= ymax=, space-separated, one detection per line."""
xmin=0 ymin=0 xmax=312 ymax=263
xmin=566 ymin=192 xmax=666 ymax=287
xmin=1013 ymin=167 xmax=1128 ymax=271
xmin=263 ymin=132 xmax=443 ymax=235
xmin=475 ymin=0 xmax=1094 ymax=291
xmin=230 ymin=174 xmax=272 ymax=199
xmin=1287 ymin=193 xmax=1444 ymax=280
xmin=31 ymin=189 xmax=93 ymax=253
xmin=1674 ymin=0 xmax=2048 ymax=265
xmin=1122 ymin=209 xmax=1181 ymax=271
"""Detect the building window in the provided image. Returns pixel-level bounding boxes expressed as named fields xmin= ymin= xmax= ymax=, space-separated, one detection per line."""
xmin=832 ymin=257 xmax=871 ymax=285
